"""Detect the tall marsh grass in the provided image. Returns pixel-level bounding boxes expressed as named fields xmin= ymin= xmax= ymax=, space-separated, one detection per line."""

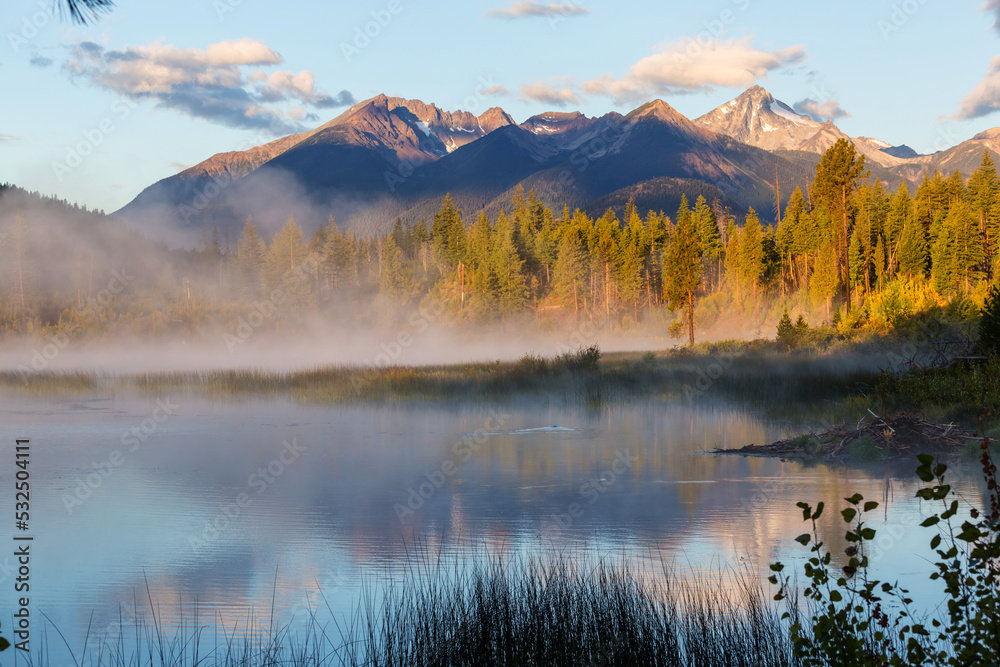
xmin=339 ymin=555 xmax=794 ymax=667
xmin=25 ymin=555 xmax=795 ymax=666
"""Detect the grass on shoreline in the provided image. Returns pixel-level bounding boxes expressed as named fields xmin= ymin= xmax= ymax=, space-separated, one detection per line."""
xmin=0 ymin=342 xmax=883 ymax=411
xmin=23 ymin=556 xmax=795 ymax=667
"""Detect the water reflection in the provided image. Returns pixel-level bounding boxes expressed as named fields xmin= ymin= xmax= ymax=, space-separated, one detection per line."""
xmin=0 ymin=392 xmax=987 ymax=658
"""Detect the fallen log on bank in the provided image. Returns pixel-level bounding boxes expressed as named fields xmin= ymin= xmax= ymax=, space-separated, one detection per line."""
xmin=715 ymin=412 xmax=977 ymax=459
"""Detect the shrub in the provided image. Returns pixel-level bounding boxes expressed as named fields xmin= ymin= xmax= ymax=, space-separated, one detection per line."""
xmin=776 ymin=309 xmax=796 ymax=350
xmin=553 ymin=345 xmax=601 ymax=372
xmin=516 ymin=353 xmax=550 ymax=376
xmin=848 ymin=434 xmax=879 ymax=460
xmin=771 ymin=443 xmax=1000 ymax=666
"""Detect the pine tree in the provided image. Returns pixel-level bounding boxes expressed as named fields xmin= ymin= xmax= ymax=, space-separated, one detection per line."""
xmin=533 ymin=204 xmax=559 ymax=287
xmin=4 ymin=215 xmax=33 ymax=330
xmin=812 ymin=139 xmax=867 ymax=313
xmin=491 ymin=213 xmax=528 ymax=318
xmin=694 ymin=195 xmax=722 ymax=292
xmin=589 ymin=210 xmax=620 ymax=325
xmin=466 ymin=212 xmax=493 ymax=270
xmin=776 ymin=309 xmax=795 ymax=350
xmin=553 ymin=232 xmax=588 ymax=318
xmin=663 ymin=203 xmax=702 ymax=346
xmin=208 ymin=226 xmax=221 ymax=258
xmin=969 ymin=150 xmax=999 ymax=273
xmin=617 ymin=207 xmax=650 ymax=321
xmin=916 ymin=171 xmax=949 ymax=243
xmin=379 ymin=235 xmax=411 ymax=301
xmin=262 ymin=215 xmax=310 ymax=307
xmin=885 ymin=184 xmax=913 ymax=274
xmin=979 ymin=283 xmax=1000 ymax=356
xmin=810 ymin=240 xmax=838 ymax=322
xmin=391 ymin=218 xmax=412 ymax=258
xmin=234 ymin=216 xmax=265 ymax=299
xmin=323 ymin=223 xmax=357 ymax=293
xmin=737 ymin=207 xmax=765 ymax=313
xmin=779 ymin=186 xmax=812 ymax=291
xmin=431 ymin=194 xmax=466 ymax=271
xmin=947 ymin=199 xmax=984 ymax=292
xmin=724 ymin=218 xmax=741 ymax=302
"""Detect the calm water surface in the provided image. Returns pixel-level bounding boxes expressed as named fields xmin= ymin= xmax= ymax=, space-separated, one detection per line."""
xmin=0 ymin=391 xmax=987 ymax=661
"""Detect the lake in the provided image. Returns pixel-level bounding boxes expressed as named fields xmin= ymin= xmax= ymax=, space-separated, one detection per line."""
xmin=0 ymin=390 xmax=987 ymax=664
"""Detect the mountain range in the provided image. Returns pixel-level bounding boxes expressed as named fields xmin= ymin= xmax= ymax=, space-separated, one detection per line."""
xmin=115 ymin=86 xmax=1000 ymax=246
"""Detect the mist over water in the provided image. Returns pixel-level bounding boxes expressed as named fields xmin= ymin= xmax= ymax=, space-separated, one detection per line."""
xmin=2 ymin=390 xmax=985 ymax=664
xmin=0 ymin=322 xmax=671 ymax=374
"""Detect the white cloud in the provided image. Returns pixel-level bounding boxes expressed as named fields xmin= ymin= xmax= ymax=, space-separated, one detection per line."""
xmin=64 ymin=38 xmax=353 ymax=133
xmin=519 ymin=79 xmax=579 ymax=107
xmin=483 ymin=1 xmax=588 ymax=19
xmin=583 ymin=37 xmax=805 ymax=103
xmin=793 ymin=98 xmax=851 ymax=122
xmin=955 ymin=55 xmax=1000 ymax=119
xmin=986 ymin=0 xmax=1000 ymax=32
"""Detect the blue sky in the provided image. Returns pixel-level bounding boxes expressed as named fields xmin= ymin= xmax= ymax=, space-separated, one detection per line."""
xmin=2 ymin=0 xmax=1000 ymax=213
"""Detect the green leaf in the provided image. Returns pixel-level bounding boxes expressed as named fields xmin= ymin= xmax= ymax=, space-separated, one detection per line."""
xmin=845 ymin=493 xmax=864 ymax=505
xmin=841 ymin=508 xmax=857 ymax=523
xmin=957 ymin=523 xmax=982 ymax=542
xmin=813 ymin=501 xmax=824 ymax=520
xmin=770 ymin=562 xmax=784 ymax=572
xmin=920 ymin=516 xmax=940 ymax=527
xmin=930 ymin=534 xmax=941 ymax=550
xmin=860 ymin=527 xmax=876 ymax=540
xmin=830 ymin=590 xmax=842 ymax=602
xmin=863 ymin=501 xmax=879 ymax=512
xmin=794 ymin=533 xmax=811 ymax=546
